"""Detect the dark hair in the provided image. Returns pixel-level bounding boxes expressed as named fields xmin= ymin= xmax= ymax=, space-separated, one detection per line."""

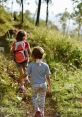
xmin=16 ymin=30 xmax=26 ymax=41
xmin=32 ymin=46 xmax=44 ymax=59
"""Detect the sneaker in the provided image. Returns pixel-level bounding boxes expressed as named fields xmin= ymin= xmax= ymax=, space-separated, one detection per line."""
xmin=34 ymin=111 xmax=42 ymax=117
xmin=25 ymin=77 xmax=30 ymax=84
xmin=18 ymin=86 xmax=26 ymax=93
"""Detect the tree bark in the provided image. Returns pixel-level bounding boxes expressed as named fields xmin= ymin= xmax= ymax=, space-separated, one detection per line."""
xmin=21 ymin=0 xmax=23 ymax=23
xmin=46 ymin=1 xmax=49 ymax=26
xmin=35 ymin=0 xmax=41 ymax=26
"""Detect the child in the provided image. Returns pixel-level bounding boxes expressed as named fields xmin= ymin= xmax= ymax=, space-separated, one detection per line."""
xmin=11 ymin=30 xmax=31 ymax=93
xmin=27 ymin=46 xmax=51 ymax=117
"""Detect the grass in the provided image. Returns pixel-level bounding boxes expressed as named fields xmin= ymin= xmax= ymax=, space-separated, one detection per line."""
xmin=1 ymin=48 xmax=82 ymax=117
xmin=51 ymin=64 xmax=82 ymax=117
xmin=0 ymin=7 xmax=13 ymax=36
xmin=1 ymin=7 xmax=82 ymax=116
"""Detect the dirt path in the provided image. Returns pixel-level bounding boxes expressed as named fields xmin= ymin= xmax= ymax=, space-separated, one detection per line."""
xmin=17 ymin=89 xmax=59 ymax=117
xmin=0 ymin=35 xmax=59 ymax=117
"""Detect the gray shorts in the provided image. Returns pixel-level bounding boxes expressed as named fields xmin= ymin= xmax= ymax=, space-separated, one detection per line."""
xmin=16 ymin=61 xmax=28 ymax=67
xmin=16 ymin=61 xmax=28 ymax=75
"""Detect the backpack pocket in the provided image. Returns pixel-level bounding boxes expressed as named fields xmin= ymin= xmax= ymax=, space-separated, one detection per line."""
xmin=15 ymin=51 xmax=27 ymax=63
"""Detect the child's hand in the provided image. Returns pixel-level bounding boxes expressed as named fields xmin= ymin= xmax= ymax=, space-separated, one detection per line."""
xmin=47 ymin=85 xmax=51 ymax=93
xmin=25 ymin=77 xmax=30 ymax=84
xmin=46 ymin=91 xmax=52 ymax=97
xmin=47 ymin=86 xmax=52 ymax=97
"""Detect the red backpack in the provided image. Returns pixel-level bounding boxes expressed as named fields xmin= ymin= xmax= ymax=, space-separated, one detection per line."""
xmin=14 ymin=41 xmax=28 ymax=63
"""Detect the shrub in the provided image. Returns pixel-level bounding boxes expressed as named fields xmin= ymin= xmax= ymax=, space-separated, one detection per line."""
xmin=29 ymin=27 xmax=82 ymax=68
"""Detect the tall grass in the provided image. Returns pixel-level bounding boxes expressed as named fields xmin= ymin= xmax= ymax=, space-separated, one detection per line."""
xmin=29 ymin=27 xmax=82 ymax=69
xmin=0 ymin=7 xmax=13 ymax=36
xmin=1 ymin=19 xmax=82 ymax=116
xmin=27 ymin=27 xmax=82 ymax=116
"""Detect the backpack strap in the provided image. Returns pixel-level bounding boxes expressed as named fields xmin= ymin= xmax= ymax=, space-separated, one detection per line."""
xmin=15 ymin=41 xmax=25 ymax=52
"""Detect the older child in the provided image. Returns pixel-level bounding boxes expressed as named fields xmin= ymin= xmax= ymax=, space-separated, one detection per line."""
xmin=11 ymin=30 xmax=30 ymax=93
xmin=27 ymin=46 xmax=51 ymax=117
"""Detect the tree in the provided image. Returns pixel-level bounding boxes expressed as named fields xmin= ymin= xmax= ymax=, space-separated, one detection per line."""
xmin=0 ymin=0 xmax=7 ymax=3
xmin=58 ymin=9 xmax=70 ymax=34
xmin=35 ymin=0 xmax=41 ymax=26
xmin=0 ymin=0 xmax=8 ymax=6
xmin=44 ymin=0 xmax=52 ymax=26
xmin=21 ymin=0 xmax=23 ymax=23
xmin=72 ymin=0 xmax=82 ymax=37
xmin=16 ymin=0 xmax=24 ymax=23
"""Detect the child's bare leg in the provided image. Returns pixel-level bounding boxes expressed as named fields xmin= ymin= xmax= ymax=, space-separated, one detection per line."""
xmin=17 ymin=67 xmax=25 ymax=92
xmin=23 ymin=66 xmax=30 ymax=84
xmin=39 ymin=89 xmax=46 ymax=117
xmin=17 ymin=67 xmax=24 ymax=84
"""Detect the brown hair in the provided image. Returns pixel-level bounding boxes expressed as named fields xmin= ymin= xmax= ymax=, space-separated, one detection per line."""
xmin=16 ymin=30 xmax=26 ymax=41
xmin=32 ymin=46 xmax=44 ymax=59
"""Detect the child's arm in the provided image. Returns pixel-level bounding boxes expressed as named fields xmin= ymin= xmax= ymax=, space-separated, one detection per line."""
xmin=10 ymin=41 xmax=15 ymax=52
xmin=46 ymin=75 xmax=51 ymax=93
xmin=28 ymin=43 xmax=31 ymax=56
xmin=25 ymin=41 xmax=31 ymax=56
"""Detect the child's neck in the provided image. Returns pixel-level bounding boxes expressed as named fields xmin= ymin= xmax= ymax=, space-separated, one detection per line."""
xmin=35 ymin=59 xmax=42 ymax=63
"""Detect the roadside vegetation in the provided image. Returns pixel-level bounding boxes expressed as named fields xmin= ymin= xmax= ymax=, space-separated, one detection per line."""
xmin=1 ymin=6 xmax=82 ymax=117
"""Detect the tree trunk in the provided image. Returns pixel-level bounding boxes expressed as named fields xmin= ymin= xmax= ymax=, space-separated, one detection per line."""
xmin=21 ymin=0 xmax=23 ymax=23
xmin=46 ymin=1 xmax=49 ymax=26
xmin=66 ymin=18 xmax=70 ymax=34
xmin=78 ymin=21 xmax=81 ymax=37
xmin=35 ymin=0 xmax=41 ymax=26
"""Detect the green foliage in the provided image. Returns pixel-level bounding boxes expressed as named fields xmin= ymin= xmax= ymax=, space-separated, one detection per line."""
xmin=1 ymin=6 xmax=82 ymax=116
xmin=0 ymin=53 xmax=33 ymax=117
xmin=29 ymin=27 xmax=82 ymax=68
xmin=0 ymin=7 xmax=13 ymax=35
xmin=1 ymin=25 xmax=82 ymax=116
xmin=27 ymin=27 xmax=82 ymax=116
xmin=0 ymin=0 xmax=7 ymax=3
xmin=51 ymin=62 xmax=82 ymax=116
xmin=13 ymin=10 xmax=34 ymax=30
xmin=72 ymin=0 xmax=82 ymax=36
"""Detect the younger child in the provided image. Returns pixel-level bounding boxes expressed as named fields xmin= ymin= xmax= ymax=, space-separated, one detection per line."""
xmin=11 ymin=30 xmax=30 ymax=93
xmin=27 ymin=46 xmax=51 ymax=117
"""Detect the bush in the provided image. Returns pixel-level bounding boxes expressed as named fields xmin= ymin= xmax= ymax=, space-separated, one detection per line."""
xmin=0 ymin=7 xmax=13 ymax=36
xmin=29 ymin=27 xmax=82 ymax=68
